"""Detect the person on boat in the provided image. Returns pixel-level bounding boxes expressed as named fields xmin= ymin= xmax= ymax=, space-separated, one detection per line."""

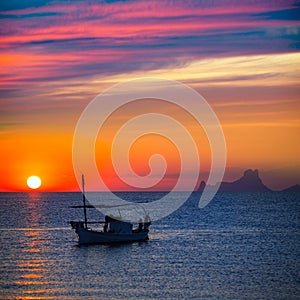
xmin=138 ymin=218 xmax=143 ymax=232
xmin=144 ymin=215 xmax=151 ymax=231
xmin=104 ymin=215 xmax=109 ymax=232
xmin=104 ymin=215 xmax=115 ymax=232
xmin=103 ymin=222 xmax=108 ymax=232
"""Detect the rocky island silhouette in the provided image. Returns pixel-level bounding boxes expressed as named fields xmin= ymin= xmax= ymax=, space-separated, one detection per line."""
xmin=198 ymin=169 xmax=300 ymax=192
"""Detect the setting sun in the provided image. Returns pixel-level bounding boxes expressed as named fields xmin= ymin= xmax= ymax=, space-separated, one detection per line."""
xmin=27 ymin=176 xmax=42 ymax=189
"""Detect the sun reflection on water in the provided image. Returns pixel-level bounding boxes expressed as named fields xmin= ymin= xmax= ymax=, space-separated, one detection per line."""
xmin=13 ymin=195 xmax=51 ymax=298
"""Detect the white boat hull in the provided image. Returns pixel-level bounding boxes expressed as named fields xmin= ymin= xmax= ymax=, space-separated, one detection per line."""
xmin=76 ymin=228 xmax=149 ymax=245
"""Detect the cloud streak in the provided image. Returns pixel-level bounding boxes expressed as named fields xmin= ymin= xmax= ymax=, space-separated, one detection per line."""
xmin=1 ymin=0 xmax=299 ymax=88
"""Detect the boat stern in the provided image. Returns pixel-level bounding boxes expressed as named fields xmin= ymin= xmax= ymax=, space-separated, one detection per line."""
xmin=70 ymin=221 xmax=85 ymax=233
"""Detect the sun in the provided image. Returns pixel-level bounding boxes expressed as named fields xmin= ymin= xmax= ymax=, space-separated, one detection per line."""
xmin=27 ymin=176 xmax=42 ymax=189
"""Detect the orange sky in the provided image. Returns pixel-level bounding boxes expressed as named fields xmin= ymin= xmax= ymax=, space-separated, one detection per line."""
xmin=1 ymin=1 xmax=299 ymax=191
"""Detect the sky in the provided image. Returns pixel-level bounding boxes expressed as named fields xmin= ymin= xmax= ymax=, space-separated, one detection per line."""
xmin=0 ymin=0 xmax=299 ymax=191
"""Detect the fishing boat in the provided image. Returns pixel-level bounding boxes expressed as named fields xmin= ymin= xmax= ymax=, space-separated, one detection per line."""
xmin=70 ymin=175 xmax=151 ymax=245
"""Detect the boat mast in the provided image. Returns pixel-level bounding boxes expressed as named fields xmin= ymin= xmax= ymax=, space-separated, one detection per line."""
xmin=82 ymin=174 xmax=88 ymax=229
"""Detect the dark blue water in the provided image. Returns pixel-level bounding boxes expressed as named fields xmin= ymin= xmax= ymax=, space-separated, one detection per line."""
xmin=0 ymin=192 xmax=299 ymax=299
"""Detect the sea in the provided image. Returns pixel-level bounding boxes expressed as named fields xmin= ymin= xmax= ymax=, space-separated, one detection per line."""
xmin=0 ymin=191 xmax=299 ymax=299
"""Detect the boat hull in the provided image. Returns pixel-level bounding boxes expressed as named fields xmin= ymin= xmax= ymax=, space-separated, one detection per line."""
xmin=76 ymin=228 xmax=149 ymax=245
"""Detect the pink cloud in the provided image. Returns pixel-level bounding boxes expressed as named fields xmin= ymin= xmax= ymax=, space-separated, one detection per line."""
xmin=0 ymin=0 xmax=298 ymax=88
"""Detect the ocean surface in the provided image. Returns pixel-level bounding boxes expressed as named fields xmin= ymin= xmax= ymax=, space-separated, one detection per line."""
xmin=0 ymin=191 xmax=299 ymax=299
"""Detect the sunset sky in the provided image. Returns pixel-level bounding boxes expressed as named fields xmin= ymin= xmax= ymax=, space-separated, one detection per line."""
xmin=1 ymin=0 xmax=299 ymax=191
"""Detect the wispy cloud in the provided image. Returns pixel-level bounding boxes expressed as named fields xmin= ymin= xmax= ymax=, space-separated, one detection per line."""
xmin=1 ymin=0 xmax=299 ymax=89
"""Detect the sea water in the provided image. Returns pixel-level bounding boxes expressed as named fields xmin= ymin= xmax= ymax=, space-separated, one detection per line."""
xmin=0 ymin=192 xmax=299 ymax=299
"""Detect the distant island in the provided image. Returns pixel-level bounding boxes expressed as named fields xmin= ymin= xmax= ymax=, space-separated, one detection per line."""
xmin=280 ymin=184 xmax=300 ymax=192
xmin=198 ymin=169 xmax=300 ymax=192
